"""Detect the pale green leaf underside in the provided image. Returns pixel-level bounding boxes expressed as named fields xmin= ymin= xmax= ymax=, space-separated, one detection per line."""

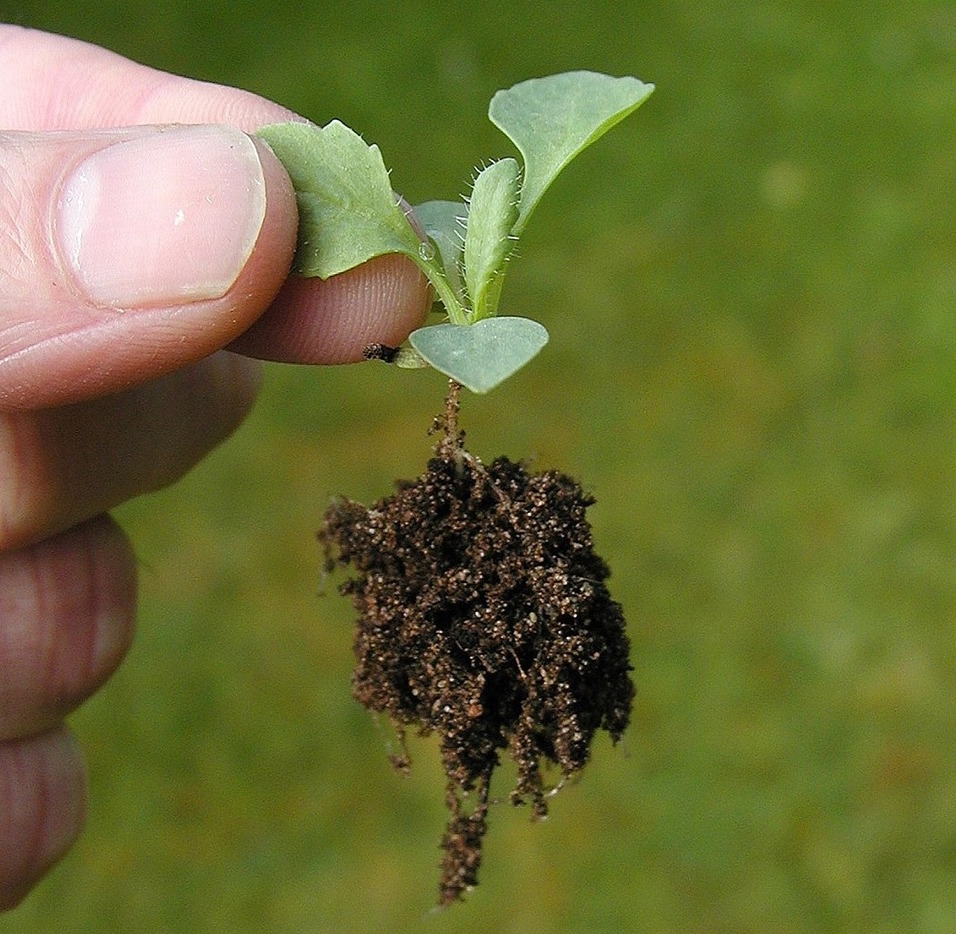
xmin=489 ymin=71 xmax=655 ymax=235
xmin=409 ymin=317 xmax=549 ymax=394
xmin=413 ymin=199 xmax=468 ymax=300
xmin=257 ymin=121 xmax=421 ymax=278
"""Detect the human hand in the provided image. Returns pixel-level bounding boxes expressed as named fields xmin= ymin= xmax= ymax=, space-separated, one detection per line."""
xmin=0 ymin=25 xmax=430 ymax=909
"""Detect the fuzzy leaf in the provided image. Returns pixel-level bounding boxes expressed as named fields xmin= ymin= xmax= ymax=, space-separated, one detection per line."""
xmin=409 ymin=317 xmax=549 ymax=393
xmin=463 ymin=158 xmax=521 ymax=320
xmin=488 ymin=72 xmax=655 ymax=234
xmin=257 ymin=121 xmax=421 ymax=278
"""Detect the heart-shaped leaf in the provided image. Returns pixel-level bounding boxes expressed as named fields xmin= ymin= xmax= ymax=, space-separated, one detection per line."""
xmin=409 ymin=317 xmax=549 ymax=393
xmin=489 ymin=72 xmax=655 ymax=235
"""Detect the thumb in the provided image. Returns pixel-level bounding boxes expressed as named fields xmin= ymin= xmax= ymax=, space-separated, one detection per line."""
xmin=0 ymin=123 xmax=297 ymax=410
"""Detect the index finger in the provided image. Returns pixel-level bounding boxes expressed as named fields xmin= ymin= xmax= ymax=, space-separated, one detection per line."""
xmin=0 ymin=25 xmax=297 ymax=132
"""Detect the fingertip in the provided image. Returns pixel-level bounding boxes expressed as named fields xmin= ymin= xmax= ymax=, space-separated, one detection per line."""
xmin=237 ymin=134 xmax=299 ymax=309
xmin=229 ymin=253 xmax=432 ymax=364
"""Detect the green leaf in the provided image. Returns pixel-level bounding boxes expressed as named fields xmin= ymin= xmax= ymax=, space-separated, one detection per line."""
xmin=463 ymin=158 xmax=520 ymax=320
xmin=408 ymin=317 xmax=549 ymax=394
xmin=258 ymin=73 xmax=655 ymax=392
xmin=413 ymin=199 xmax=468 ymax=301
xmin=488 ymin=72 xmax=655 ymax=235
xmin=257 ymin=121 xmax=421 ymax=278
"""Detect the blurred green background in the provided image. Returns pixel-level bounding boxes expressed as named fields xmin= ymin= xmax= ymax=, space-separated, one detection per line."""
xmin=2 ymin=1 xmax=954 ymax=931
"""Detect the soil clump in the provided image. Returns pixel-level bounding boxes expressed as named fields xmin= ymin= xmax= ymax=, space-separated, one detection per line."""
xmin=319 ymin=385 xmax=634 ymax=905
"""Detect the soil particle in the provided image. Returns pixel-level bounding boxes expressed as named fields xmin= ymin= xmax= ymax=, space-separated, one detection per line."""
xmin=319 ymin=384 xmax=634 ymax=905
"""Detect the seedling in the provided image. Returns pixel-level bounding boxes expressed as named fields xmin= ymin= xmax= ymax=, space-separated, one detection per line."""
xmin=258 ymin=71 xmax=654 ymax=906
xmin=258 ymin=71 xmax=654 ymax=392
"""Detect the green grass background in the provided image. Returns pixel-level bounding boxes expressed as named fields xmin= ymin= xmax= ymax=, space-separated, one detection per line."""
xmin=2 ymin=1 xmax=954 ymax=931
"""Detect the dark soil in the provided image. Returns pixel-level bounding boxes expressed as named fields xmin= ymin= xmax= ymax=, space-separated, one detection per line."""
xmin=319 ymin=383 xmax=634 ymax=906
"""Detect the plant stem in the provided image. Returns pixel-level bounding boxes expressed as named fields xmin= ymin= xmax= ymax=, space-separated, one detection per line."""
xmin=413 ymin=253 xmax=471 ymax=326
xmin=432 ymin=378 xmax=466 ymax=462
xmin=444 ymin=379 xmax=461 ymax=440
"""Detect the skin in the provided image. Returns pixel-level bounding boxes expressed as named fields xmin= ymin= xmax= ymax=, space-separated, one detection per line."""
xmin=0 ymin=25 xmax=431 ymax=910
